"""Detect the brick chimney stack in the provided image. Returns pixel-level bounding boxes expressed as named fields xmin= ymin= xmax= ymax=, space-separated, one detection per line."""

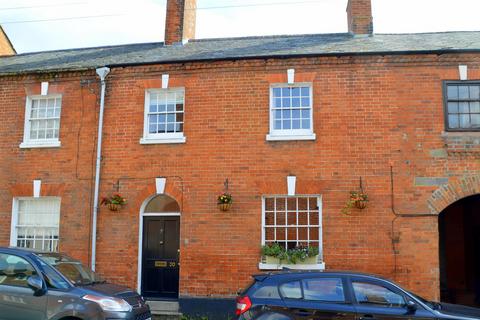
xmin=347 ymin=0 xmax=373 ymax=35
xmin=164 ymin=0 xmax=197 ymax=45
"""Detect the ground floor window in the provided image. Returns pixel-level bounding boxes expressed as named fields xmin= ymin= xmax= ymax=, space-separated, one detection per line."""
xmin=11 ymin=197 xmax=61 ymax=252
xmin=262 ymin=195 xmax=322 ymax=252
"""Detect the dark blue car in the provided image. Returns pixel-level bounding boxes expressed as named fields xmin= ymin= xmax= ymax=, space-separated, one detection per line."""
xmin=0 ymin=247 xmax=151 ymax=320
xmin=236 ymin=270 xmax=480 ymax=320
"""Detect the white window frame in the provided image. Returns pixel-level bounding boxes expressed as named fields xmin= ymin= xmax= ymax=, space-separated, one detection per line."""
xmin=140 ymin=88 xmax=186 ymax=144
xmin=10 ymin=197 xmax=61 ymax=252
xmin=20 ymin=94 xmax=62 ymax=148
xmin=266 ymin=83 xmax=316 ymax=141
xmin=259 ymin=195 xmax=324 ymax=270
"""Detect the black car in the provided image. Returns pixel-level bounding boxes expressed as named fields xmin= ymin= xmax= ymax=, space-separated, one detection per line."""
xmin=0 ymin=247 xmax=151 ymax=320
xmin=236 ymin=270 xmax=480 ymax=320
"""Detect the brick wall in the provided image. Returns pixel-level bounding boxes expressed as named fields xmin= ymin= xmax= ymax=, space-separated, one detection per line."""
xmin=1 ymin=53 xmax=480 ymax=300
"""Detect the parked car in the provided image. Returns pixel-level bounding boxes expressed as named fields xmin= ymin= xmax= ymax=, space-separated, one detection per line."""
xmin=236 ymin=270 xmax=480 ymax=320
xmin=0 ymin=247 xmax=151 ymax=320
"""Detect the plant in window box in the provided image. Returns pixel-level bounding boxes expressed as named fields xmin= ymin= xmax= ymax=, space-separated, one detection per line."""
xmin=217 ymin=192 xmax=233 ymax=211
xmin=342 ymin=191 xmax=368 ymax=215
xmin=261 ymin=243 xmax=319 ymax=265
xmin=101 ymin=194 xmax=127 ymax=211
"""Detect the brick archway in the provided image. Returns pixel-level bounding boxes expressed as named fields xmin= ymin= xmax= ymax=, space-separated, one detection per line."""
xmin=428 ymin=175 xmax=480 ymax=214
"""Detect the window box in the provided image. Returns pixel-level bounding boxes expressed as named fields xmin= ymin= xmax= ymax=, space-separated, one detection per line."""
xmin=259 ymin=255 xmax=325 ymax=270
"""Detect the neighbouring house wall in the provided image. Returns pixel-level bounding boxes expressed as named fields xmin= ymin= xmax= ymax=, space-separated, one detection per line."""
xmin=0 ymin=27 xmax=15 ymax=56
xmin=1 ymin=53 xmax=480 ymax=301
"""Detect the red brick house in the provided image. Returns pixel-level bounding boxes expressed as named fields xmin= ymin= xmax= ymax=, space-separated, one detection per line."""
xmin=1 ymin=0 xmax=480 ymax=316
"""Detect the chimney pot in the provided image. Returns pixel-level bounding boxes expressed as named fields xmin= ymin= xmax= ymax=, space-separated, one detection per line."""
xmin=347 ymin=0 xmax=373 ymax=35
xmin=165 ymin=0 xmax=197 ymax=45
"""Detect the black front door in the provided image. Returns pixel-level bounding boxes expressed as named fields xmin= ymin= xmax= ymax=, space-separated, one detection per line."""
xmin=142 ymin=216 xmax=180 ymax=299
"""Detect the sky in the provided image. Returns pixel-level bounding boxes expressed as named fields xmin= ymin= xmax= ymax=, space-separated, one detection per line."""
xmin=1 ymin=0 xmax=480 ymax=54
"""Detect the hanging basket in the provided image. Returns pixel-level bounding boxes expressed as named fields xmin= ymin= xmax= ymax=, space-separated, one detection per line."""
xmin=107 ymin=203 xmax=120 ymax=211
xmin=218 ymin=203 xmax=232 ymax=211
xmin=354 ymin=200 xmax=368 ymax=209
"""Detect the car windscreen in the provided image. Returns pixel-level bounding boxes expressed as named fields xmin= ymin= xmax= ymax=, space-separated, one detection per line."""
xmin=36 ymin=253 xmax=103 ymax=286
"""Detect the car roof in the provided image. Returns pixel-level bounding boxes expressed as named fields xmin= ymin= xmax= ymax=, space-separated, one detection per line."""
xmin=253 ymin=270 xmax=390 ymax=282
xmin=0 ymin=246 xmax=56 ymax=256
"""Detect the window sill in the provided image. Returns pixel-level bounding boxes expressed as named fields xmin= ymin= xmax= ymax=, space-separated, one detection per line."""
xmin=258 ymin=262 xmax=325 ymax=270
xmin=19 ymin=141 xmax=61 ymax=149
xmin=140 ymin=136 xmax=186 ymax=145
xmin=266 ymin=133 xmax=316 ymax=141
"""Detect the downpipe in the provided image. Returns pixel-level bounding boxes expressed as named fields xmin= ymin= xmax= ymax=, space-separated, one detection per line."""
xmin=91 ymin=67 xmax=110 ymax=271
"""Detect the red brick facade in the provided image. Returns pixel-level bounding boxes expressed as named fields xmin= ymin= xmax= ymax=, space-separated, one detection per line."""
xmin=1 ymin=53 xmax=480 ymax=300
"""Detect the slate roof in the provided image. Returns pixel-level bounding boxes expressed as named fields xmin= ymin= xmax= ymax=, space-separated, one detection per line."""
xmin=0 ymin=31 xmax=479 ymax=75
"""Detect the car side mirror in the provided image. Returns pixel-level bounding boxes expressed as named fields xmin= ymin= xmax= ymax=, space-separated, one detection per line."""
xmin=27 ymin=275 xmax=45 ymax=296
xmin=406 ymin=300 xmax=417 ymax=312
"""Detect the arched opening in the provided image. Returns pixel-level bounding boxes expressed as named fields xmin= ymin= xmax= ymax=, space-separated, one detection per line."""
xmin=439 ymin=194 xmax=480 ymax=306
xmin=137 ymin=194 xmax=181 ymax=299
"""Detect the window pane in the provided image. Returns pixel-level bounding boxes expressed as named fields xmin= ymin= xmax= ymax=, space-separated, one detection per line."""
xmin=302 ymin=119 xmax=310 ymax=129
xmin=292 ymin=120 xmax=300 ymax=129
xmin=274 ymin=98 xmax=282 ymax=108
xmin=448 ymin=115 xmax=459 ymax=128
xmin=353 ymin=282 xmax=405 ymax=307
xmin=253 ymin=285 xmax=280 ymax=299
xmin=447 ymin=85 xmax=458 ymax=99
xmin=460 ymin=114 xmax=470 ymax=128
xmin=149 ymin=124 xmax=157 ymax=133
xmin=448 ymin=102 xmax=458 ymax=114
xmin=283 ymin=120 xmax=291 ymax=129
xmin=0 ymin=254 xmax=38 ymax=288
xmin=273 ymin=88 xmax=281 ymax=97
xmin=292 ymin=87 xmax=300 ymax=97
xmin=282 ymin=109 xmax=291 ymax=119
xmin=471 ymin=114 xmax=480 ymax=128
xmin=292 ymin=109 xmax=300 ymax=119
xmin=301 ymin=98 xmax=310 ymax=107
xmin=280 ymin=281 xmax=302 ymax=299
xmin=470 ymin=86 xmax=480 ymax=99
xmin=274 ymin=110 xmax=281 ymax=120
xmin=459 ymin=102 xmax=469 ymax=113
xmin=274 ymin=120 xmax=281 ymax=129
xmin=303 ymin=278 xmax=345 ymax=302
xmin=144 ymin=194 xmax=180 ymax=213
xmin=292 ymin=98 xmax=300 ymax=108
xmin=149 ymin=115 xmax=158 ymax=124
xmin=282 ymin=88 xmax=290 ymax=96
xmin=166 ymin=123 xmax=175 ymax=132
xmin=282 ymin=98 xmax=291 ymax=108
xmin=470 ymin=102 xmax=480 ymax=113
xmin=149 ymin=104 xmax=157 ymax=113
xmin=301 ymin=87 xmax=310 ymax=96
xmin=459 ymin=86 xmax=469 ymax=99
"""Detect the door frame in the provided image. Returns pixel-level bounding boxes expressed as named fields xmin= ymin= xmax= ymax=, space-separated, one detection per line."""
xmin=137 ymin=195 xmax=181 ymax=294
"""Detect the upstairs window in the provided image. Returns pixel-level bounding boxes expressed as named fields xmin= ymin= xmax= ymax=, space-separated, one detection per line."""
xmin=444 ymin=82 xmax=480 ymax=131
xmin=20 ymin=95 xmax=62 ymax=148
xmin=141 ymin=88 xmax=186 ymax=144
xmin=267 ymin=84 xmax=316 ymax=141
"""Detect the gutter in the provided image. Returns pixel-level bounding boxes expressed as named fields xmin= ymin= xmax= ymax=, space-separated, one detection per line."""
xmin=91 ymin=66 xmax=110 ymax=271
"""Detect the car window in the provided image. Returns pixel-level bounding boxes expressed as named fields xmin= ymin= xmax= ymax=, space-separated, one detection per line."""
xmin=280 ymin=281 xmax=302 ymax=299
xmin=253 ymin=285 xmax=281 ymax=299
xmin=303 ymin=278 xmax=345 ymax=302
xmin=0 ymin=253 xmax=37 ymax=288
xmin=36 ymin=260 xmax=70 ymax=289
xmin=352 ymin=282 xmax=406 ymax=307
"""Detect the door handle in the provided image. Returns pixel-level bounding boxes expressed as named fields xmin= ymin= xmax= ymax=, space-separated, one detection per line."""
xmin=295 ymin=309 xmax=313 ymax=317
xmin=360 ymin=314 xmax=377 ymax=320
xmin=159 ymin=241 xmax=164 ymax=245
